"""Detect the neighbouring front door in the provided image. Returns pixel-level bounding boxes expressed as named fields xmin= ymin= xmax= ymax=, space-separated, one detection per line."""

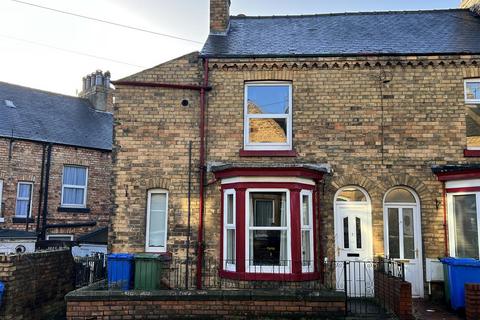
xmin=334 ymin=187 xmax=374 ymax=297
xmin=384 ymin=187 xmax=424 ymax=298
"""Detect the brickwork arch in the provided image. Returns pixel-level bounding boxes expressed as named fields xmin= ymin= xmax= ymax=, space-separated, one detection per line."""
xmin=378 ymin=173 xmax=434 ymax=206
xmin=330 ymin=172 xmax=383 ymax=201
xmin=142 ymin=177 xmax=170 ymax=191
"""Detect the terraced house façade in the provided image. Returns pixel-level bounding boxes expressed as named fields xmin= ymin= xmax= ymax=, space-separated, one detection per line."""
xmin=110 ymin=0 xmax=480 ymax=299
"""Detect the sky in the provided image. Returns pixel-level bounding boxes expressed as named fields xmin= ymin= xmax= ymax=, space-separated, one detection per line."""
xmin=0 ymin=0 xmax=460 ymax=96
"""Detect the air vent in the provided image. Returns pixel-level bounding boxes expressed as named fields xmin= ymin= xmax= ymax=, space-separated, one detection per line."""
xmin=4 ymin=100 xmax=16 ymax=108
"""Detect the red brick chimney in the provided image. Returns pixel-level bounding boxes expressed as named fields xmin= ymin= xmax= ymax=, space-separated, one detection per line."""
xmin=210 ymin=0 xmax=231 ymax=34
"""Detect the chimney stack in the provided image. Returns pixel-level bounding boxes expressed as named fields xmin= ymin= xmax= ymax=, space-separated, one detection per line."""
xmin=460 ymin=0 xmax=480 ymax=14
xmin=210 ymin=0 xmax=231 ymax=34
xmin=79 ymin=70 xmax=113 ymax=112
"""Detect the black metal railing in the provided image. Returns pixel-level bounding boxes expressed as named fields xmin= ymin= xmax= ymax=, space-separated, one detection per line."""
xmin=74 ymin=253 xmax=107 ymax=288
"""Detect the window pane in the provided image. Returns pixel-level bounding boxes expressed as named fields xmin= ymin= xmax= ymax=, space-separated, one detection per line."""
xmin=249 ymin=230 xmax=288 ymax=266
xmin=247 ymin=85 xmax=290 ymax=114
xmin=388 ymin=208 xmax=400 ymax=259
xmin=18 ymin=183 xmax=32 ymax=198
xmin=63 ymin=188 xmax=84 ymax=205
xmin=226 ymin=194 xmax=234 ymax=225
xmin=63 ymin=166 xmax=87 ymax=186
xmin=250 ymin=192 xmax=286 ymax=227
xmin=226 ymin=229 xmax=235 ymax=264
xmin=403 ymin=208 xmax=415 ymax=259
xmin=337 ymin=188 xmax=367 ymax=202
xmin=356 ymin=217 xmax=362 ymax=249
xmin=249 ymin=118 xmax=287 ymax=144
xmin=149 ymin=193 xmax=167 ymax=248
xmin=453 ymin=194 xmax=479 ymax=259
xmin=343 ymin=217 xmax=349 ymax=249
xmin=16 ymin=200 xmax=29 ymax=217
xmin=302 ymin=230 xmax=311 ymax=267
xmin=466 ymin=82 xmax=480 ymax=101
xmin=385 ymin=189 xmax=416 ymax=203
xmin=302 ymin=195 xmax=310 ymax=226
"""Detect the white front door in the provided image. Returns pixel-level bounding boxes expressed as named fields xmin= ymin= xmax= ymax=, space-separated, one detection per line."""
xmin=384 ymin=205 xmax=424 ymax=297
xmin=335 ymin=203 xmax=374 ymax=297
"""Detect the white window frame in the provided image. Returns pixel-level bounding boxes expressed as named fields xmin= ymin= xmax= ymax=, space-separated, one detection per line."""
xmin=0 ymin=180 xmax=3 ymax=222
xmin=15 ymin=182 xmax=33 ymax=218
xmin=465 ymin=79 xmax=480 ymax=104
xmin=300 ymin=190 xmax=314 ymax=273
xmin=145 ymin=189 xmax=169 ymax=253
xmin=245 ymin=188 xmax=291 ymax=274
xmin=244 ymin=82 xmax=293 ymax=151
xmin=447 ymin=191 xmax=480 ymax=259
xmin=61 ymin=165 xmax=88 ymax=208
xmin=223 ymin=189 xmax=236 ymax=271
xmin=46 ymin=234 xmax=74 ymax=241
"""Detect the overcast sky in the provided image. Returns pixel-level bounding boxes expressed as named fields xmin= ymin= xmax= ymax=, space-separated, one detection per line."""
xmin=0 ymin=0 xmax=460 ymax=95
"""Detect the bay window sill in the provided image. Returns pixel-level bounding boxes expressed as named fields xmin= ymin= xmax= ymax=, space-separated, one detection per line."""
xmin=239 ymin=149 xmax=297 ymax=157
xmin=13 ymin=217 xmax=34 ymax=224
xmin=219 ymin=270 xmax=320 ymax=281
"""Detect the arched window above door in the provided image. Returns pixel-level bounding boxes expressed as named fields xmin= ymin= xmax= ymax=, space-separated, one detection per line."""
xmin=335 ymin=187 xmax=368 ymax=203
xmin=385 ymin=187 xmax=416 ymax=204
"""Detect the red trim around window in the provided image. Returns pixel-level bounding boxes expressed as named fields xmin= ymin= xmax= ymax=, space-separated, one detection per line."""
xmin=213 ymin=167 xmax=325 ymax=181
xmin=435 ymin=169 xmax=480 ymax=181
xmin=446 ymin=187 xmax=480 ymax=193
xmin=464 ymin=149 xmax=480 ymax=157
xmin=219 ymin=180 xmax=319 ymax=282
xmin=239 ymin=149 xmax=297 ymax=157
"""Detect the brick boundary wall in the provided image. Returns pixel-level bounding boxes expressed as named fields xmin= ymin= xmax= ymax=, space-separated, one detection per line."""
xmin=466 ymin=283 xmax=480 ymax=320
xmin=374 ymin=271 xmax=413 ymax=320
xmin=66 ymin=288 xmax=346 ymax=319
xmin=0 ymin=249 xmax=75 ymax=320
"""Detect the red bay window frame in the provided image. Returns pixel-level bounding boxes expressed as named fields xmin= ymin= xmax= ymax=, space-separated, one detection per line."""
xmin=218 ymin=181 xmax=320 ymax=281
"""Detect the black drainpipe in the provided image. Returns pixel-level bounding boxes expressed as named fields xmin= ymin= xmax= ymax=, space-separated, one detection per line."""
xmin=34 ymin=143 xmax=47 ymax=234
xmin=40 ymin=143 xmax=52 ymax=240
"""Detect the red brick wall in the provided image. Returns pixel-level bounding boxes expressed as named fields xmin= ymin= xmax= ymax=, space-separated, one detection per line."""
xmin=374 ymin=271 xmax=413 ymax=320
xmin=465 ymin=283 xmax=480 ymax=320
xmin=66 ymin=295 xmax=345 ymax=319
xmin=0 ymin=138 xmax=111 ymax=238
xmin=0 ymin=249 xmax=75 ymax=320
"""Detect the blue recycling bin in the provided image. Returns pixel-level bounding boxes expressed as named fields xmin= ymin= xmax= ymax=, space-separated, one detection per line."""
xmin=0 ymin=282 xmax=4 ymax=306
xmin=440 ymin=257 xmax=480 ymax=310
xmin=107 ymin=253 xmax=134 ymax=290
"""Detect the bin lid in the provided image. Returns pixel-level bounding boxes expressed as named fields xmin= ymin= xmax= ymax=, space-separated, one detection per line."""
xmin=440 ymin=257 xmax=480 ymax=266
xmin=0 ymin=282 xmax=4 ymax=291
xmin=108 ymin=253 xmax=134 ymax=260
xmin=134 ymin=253 xmax=164 ymax=260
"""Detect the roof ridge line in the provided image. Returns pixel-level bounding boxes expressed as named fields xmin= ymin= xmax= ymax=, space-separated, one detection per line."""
xmin=0 ymin=80 xmax=83 ymax=100
xmin=229 ymin=8 xmax=469 ymax=19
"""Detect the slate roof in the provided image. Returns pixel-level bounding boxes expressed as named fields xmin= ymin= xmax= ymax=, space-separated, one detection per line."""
xmin=0 ymin=82 xmax=113 ymax=151
xmin=201 ymin=9 xmax=480 ymax=58
xmin=77 ymin=227 xmax=108 ymax=244
xmin=0 ymin=229 xmax=36 ymax=239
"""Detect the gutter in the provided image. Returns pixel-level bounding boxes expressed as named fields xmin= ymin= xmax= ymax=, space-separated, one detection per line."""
xmin=112 ymin=80 xmax=212 ymax=92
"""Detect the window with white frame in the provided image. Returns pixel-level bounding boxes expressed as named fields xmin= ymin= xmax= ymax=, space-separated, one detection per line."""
xmin=224 ymin=190 xmax=236 ymax=271
xmin=146 ymin=189 xmax=168 ymax=253
xmin=465 ymin=79 xmax=480 ymax=104
xmin=244 ymin=82 xmax=292 ymax=151
xmin=16 ymin=182 xmax=33 ymax=218
xmin=301 ymin=190 xmax=314 ymax=272
xmin=46 ymin=234 xmax=74 ymax=241
xmin=246 ymin=190 xmax=291 ymax=273
xmin=448 ymin=192 xmax=480 ymax=259
xmin=62 ymin=166 xmax=88 ymax=207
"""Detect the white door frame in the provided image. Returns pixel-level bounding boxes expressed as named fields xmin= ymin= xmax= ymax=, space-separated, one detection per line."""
xmin=383 ymin=187 xmax=424 ymax=298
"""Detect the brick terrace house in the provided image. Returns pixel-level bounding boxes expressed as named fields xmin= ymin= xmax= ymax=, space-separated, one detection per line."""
xmin=109 ymin=0 xmax=480 ymax=301
xmin=0 ymin=71 xmax=113 ymax=242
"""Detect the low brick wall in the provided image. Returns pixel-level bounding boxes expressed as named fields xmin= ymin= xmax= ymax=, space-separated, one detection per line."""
xmin=0 ymin=249 xmax=75 ymax=320
xmin=66 ymin=286 xmax=346 ymax=319
xmin=374 ymin=271 xmax=413 ymax=320
xmin=466 ymin=283 xmax=480 ymax=320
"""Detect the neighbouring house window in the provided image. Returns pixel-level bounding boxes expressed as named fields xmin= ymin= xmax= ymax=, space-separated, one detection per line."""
xmin=62 ymin=166 xmax=88 ymax=207
xmin=465 ymin=79 xmax=480 ymax=150
xmin=146 ymin=189 xmax=168 ymax=253
xmin=46 ymin=234 xmax=74 ymax=241
xmin=16 ymin=182 xmax=33 ymax=218
xmin=449 ymin=193 xmax=480 ymax=259
xmin=224 ymin=190 xmax=236 ymax=271
xmin=244 ymin=82 xmax=292 ymax=151
xmin=301 ymin=190 xmax=314 ymax=272
xmin=247 ymin=190 xmax=290 ymax=273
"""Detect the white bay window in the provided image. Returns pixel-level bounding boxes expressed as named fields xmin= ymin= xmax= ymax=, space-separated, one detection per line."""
xmin=301 ymin=190 xmax=314 ymax=272
xmin=224 ymin=190 xmax=236 ymax=271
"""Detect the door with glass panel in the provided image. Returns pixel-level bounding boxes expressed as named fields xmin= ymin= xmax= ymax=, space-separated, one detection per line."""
xmin=384 ymin=188 xmax=424 ymax=297
xmin=334 ymin=187 xmax=373 ymax=297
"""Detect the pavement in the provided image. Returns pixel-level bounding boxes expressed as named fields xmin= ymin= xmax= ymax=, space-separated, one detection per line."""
xmin=413 ymin=299 xmax=464 ymax=320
